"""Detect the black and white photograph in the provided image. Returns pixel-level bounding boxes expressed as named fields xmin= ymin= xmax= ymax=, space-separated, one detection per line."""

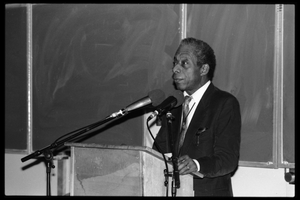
xmin=5 ymin=4 xmax=295 ymax=197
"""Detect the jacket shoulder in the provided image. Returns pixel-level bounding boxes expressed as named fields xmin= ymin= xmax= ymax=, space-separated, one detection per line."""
xmin=213 ymin=86 xmax=236 ymax=98
xmin=210 ymin=85 xmax=239 ymax=105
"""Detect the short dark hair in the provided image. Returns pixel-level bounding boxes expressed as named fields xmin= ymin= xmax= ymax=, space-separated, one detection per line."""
xmin=177 ymin=37 xmax=216 ymax=81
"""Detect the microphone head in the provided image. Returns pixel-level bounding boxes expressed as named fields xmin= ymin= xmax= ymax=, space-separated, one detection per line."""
xmin=170 ymin=90 xmax=184 ymax=107
xmin=148 ymin=89 xmax=165 ymax=107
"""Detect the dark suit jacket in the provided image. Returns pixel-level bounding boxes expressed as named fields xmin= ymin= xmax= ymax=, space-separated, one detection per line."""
xmin=153 ymin=83 xmax=241 ymax=196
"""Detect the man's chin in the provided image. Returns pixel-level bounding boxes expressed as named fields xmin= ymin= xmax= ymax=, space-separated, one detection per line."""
xmin=174 ymin=84 xmax=185 ymax=91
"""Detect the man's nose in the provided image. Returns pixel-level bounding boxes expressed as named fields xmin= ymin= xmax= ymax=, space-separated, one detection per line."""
xmin=172 ymin=64 xmax=181 ymax=74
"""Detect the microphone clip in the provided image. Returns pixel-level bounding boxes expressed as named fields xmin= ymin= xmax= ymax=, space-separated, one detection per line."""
xmin=166 ymin=112 xmax=175 ymax=122
xmin=107 ymin=109 xmax=126 ymax=119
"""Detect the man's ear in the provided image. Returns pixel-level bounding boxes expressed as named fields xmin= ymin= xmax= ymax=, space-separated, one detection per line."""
xmin=200 ymin=64 xmax=210 ymax=76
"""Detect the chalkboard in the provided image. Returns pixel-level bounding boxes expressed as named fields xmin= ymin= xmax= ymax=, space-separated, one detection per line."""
xmin=5 ymin=6 xmax=28 ymax=150
xmin=187 ymin=4 xmax=276 ymax=163
xmin=31 ymin=4 xmax=180 ymax=150
xmin=6 ymin=4 xmax=293 ymax=167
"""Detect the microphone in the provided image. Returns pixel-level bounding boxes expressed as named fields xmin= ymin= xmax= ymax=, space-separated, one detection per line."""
xmin=147 ymin=90 xmax=184 ymax=121
xmin=108 ymin=89 xmax=165 ymax=118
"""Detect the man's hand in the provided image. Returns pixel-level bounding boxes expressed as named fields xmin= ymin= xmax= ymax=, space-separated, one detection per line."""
xmin=177 ymin=155 xmax=198 ymax=175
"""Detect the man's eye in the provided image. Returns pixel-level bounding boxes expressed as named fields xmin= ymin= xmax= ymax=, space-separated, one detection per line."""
xmin=182 ymin=60 xmax=188 ymax=67
xmin=173 ymin=59 xmax=188 ymax=67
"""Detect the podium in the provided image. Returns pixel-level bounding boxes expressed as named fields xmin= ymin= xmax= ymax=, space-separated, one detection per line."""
xmin=65 ymin=143 xmax=194 ymax=196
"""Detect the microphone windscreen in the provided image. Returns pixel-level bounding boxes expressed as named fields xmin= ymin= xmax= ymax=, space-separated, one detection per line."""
xmin=171 ymin=90 xmax=184 ymax=107
xmin=148 ymin=89 xmax=165 ymax=107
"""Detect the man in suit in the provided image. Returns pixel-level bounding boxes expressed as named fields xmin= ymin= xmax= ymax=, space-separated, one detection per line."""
xmin=153 ymin=37 xmax=241 ymax=196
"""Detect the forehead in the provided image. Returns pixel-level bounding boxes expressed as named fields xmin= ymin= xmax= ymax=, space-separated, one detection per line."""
xmin=174 ymin=45 xmax=196 ymax=60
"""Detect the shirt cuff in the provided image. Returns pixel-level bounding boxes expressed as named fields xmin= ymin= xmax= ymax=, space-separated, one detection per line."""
xmin=193 ymin=159 xmax=200 ymax=171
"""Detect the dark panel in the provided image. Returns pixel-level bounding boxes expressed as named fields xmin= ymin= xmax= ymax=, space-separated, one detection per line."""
xmin=187 ymin=4 xmax=275 ymax=163
xmin=282 ymin=5 xmax=295 ymax=164
xmin=5 ymin=6 xmax=28 ymax=150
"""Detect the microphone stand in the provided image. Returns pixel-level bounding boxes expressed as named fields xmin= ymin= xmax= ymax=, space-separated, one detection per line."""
xmin=166 ymin=111 xmax=179 ymax=197
xmin=21 ymin=114 xmax=122 ymax=196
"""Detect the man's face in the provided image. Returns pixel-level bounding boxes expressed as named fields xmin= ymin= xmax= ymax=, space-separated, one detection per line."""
xmin=172 ymin=45 xmax=202 ymax=95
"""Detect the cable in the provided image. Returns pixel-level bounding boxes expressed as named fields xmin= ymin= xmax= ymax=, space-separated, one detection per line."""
xmin=147 ymin=119 xmax=170 ymax=197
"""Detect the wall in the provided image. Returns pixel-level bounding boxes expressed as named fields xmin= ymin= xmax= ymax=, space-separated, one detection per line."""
xmin=231 ymin=167 xmax=294 ymax=197
xmin=5 ymin=153 xmax=58 ymax=196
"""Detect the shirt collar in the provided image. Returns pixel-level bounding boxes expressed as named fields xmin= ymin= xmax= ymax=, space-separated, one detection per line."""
xmin=183 ymin=80 xmax=211 ymax=104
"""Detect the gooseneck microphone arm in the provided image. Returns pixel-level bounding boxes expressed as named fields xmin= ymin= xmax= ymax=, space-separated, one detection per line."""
xmin=22 ymin=89 xmax=166 ymax=163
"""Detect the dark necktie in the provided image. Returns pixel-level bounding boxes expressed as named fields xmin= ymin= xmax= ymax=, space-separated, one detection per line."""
xmin=178 ymin=95 xmax=192 ymax=154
